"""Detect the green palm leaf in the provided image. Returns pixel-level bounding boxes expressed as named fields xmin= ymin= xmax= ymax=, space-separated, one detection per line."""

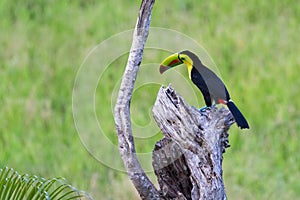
xmin=0 ymin=167 xmax=92 ymax=200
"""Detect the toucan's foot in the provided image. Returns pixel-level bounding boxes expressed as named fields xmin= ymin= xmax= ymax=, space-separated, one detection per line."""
xmin=199 ymin=106 xmax=208 ymax=112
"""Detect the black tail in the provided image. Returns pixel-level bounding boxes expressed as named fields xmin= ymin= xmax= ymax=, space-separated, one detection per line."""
xmin=227 ymin=100 xmax=249 ymax=129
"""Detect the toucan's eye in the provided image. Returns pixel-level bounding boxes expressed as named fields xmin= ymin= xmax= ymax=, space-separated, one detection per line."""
xmin=181 ymin=57 xmax=185 ymax=60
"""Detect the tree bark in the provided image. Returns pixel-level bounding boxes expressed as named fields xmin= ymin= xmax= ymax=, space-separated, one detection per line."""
xmin=114 ymin=1 xmax=234 ymax=199
xmin=152 ymin=85 xmax=234 ymax=200
xmin=114 ymin=0 xmax=159 ymax=199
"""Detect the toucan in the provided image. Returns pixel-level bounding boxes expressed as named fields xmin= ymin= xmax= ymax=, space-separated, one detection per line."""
xmin=159 ymin=50 xmax=249 ymax=129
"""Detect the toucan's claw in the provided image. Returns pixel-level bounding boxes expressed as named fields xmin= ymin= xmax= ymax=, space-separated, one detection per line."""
xmin=199 ymin=106 xmax=208 ymax=112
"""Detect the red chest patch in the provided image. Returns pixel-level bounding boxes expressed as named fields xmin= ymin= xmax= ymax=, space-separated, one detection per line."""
xmin=218 ymin=99 xmax=227 ymax=105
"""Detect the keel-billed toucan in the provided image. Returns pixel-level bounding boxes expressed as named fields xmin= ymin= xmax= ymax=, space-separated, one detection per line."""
xmin=160 ymin=50 xmax=249 ymax=129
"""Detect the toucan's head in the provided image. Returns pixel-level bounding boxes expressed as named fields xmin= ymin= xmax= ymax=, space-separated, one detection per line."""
xmin=159 ymin=50 xmax=195 ymax=76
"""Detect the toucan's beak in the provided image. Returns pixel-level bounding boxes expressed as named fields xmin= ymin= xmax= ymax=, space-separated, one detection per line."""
xmin=159 ymin=53 xmax=183 ymax=74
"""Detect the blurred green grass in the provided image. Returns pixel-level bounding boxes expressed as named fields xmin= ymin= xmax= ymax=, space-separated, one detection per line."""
xmin=1 ymin=0 xmax=299 ymax=199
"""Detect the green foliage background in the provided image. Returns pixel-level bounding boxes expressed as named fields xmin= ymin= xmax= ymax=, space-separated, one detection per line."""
xmin=1 ymin=0 xmax=299 ymax=199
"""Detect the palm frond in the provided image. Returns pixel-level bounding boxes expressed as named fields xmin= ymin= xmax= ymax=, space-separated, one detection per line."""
xmin=0 ymin=167 xmax=92 ymax=200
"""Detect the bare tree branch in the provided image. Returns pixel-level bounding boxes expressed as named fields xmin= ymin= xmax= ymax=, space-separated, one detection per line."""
xmin=114 ymin=1 xmax=234 ymax=199
xmin=152 ymin=85 xmax=234 ymax=200
xmin=114 ymin=0 xmax=159 ymax=199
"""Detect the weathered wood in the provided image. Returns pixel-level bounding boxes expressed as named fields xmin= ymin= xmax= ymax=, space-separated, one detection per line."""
xmin=152 ymin=85 xmax=234 ymax=200
xmin=114 ymin=1 xmax=234 ymax=199
xmin=113 ymin=0 xmax=160 ymax=199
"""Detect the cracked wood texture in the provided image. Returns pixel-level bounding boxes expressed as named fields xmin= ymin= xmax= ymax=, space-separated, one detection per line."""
xmin=152 ymin=85 xmax=234 ymax=200
xmin=114 ymin=0 xmax=159 ymax=199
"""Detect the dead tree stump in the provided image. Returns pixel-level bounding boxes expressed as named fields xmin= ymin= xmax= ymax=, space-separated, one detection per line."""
xmin=152 ymin=85 xmax=234 ymax=200
xmin=114 ymin=0 xmax=236 ymax=199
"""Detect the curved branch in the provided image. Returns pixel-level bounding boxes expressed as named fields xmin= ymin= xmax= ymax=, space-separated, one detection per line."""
xmin=114 ymin=0 xmax=159 ymax=199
